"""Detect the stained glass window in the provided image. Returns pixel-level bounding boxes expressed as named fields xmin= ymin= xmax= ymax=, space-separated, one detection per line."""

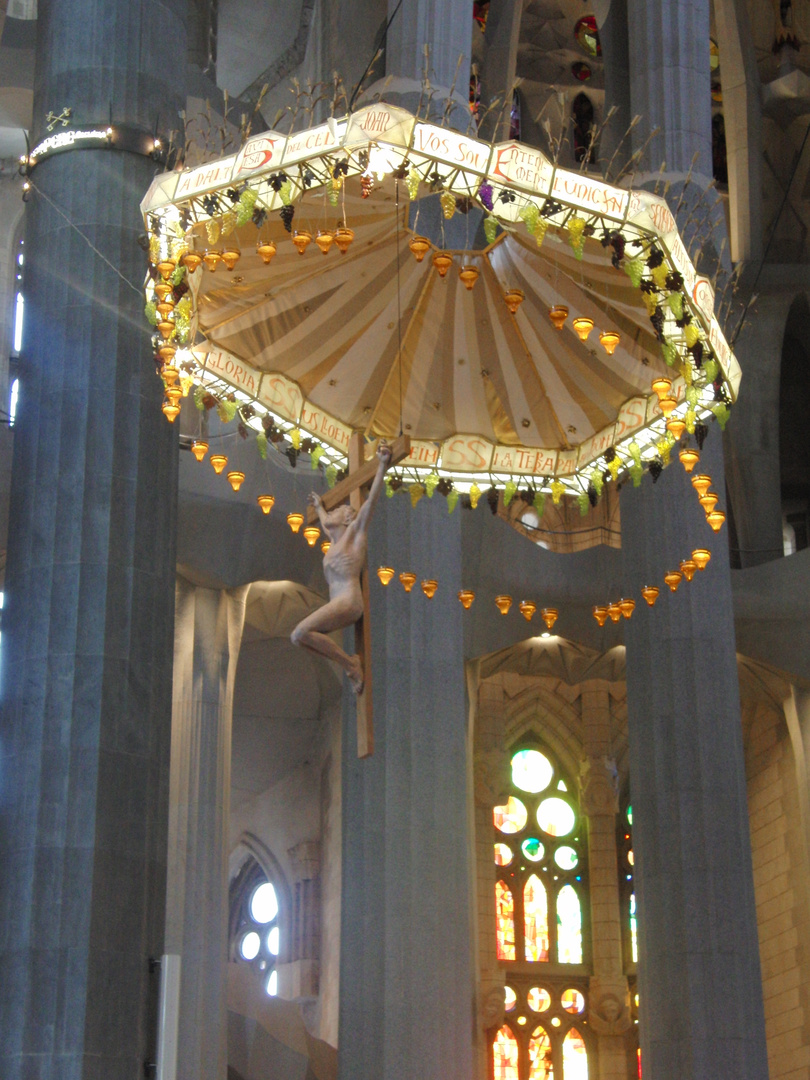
xmin=561 ymin=989 xmax=585 ymax=1014
xmin=524 ymin=875 xmax=550 ymax=961
xmin=630 ymin=893 xmax=638 ymax=963
xmin=554 ymin=846 xmax=578 ymax=870
xmin=505 ymin=986 xmax=517 ymax=1011
xmin=493 ymin=1026 xmax=520 ymax=1080
xmin=495 ymin=796 xmax=528 ymax=834
xmin=495 ymin=843 xmax=514 ymax=866
xmin=556 ymin=885 xmax=583 ymax=964
xmin=512 ymin=749 xmax=553 ymax=793
xmin=528 ymin=1026 xmax=554 ymax=1080
xmin=522 ymin=838 xmax=545 ymax=862
xmin=562 ymin=1028 xmax=589 ymax=1080
xmin=537 ymin=798 xmax=576 ymax=837
xmin=496 ymin=880 xmax=516 ymax=960
xmin=230 ymin=857 xmax=282 ymax=996
xmin=618 ymin=798 xmax=637 ymax=968
xmin=528 ymin=987 xmax=551 ymax=1012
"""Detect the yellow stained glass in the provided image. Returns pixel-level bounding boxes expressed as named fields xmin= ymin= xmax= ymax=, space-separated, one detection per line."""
xmin=528 ymin=1026 xmax=554 ymax=1080
xmin=528 ymin=987 xmax=551 ymax=1012
xmin=495 ymin=843 xmax=513 ymax=866
xmin=493 ymin=1025 xmax=519 ymax=1080
xmin=563 ymin=1027 xmax=589 ymax=1080
xmin=496 ymin=880 xmax=516 ymax=960
xmin=511 ymin=749 xmax=553 ymax=793
xmin=505 ymin=986 xmax=517 ymax=1011
xmin=524 ymin=874 xmax=549 ymax=961
xmin=557 ymin=884 xmax=583 ymax=964
xmin=561 ymin=988 xmax=585 ymax=1014
xmin=536 ymin=797 xmax=575 ymax=837
xmin=494 ymin=796 xmax=528 ymax=834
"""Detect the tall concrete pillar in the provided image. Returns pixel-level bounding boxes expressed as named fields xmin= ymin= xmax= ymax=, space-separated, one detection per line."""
xmin=385 ymin=0 xmax=472 ymax=98
xmin=338 ymin=495 xmax=474 ymax=1080
xmin=0 ymin=3 xmax=186 ymax=1079
xmin=620 ymin=433 xmax=768 ymax=1080
xmin=580 ymin=683 xmax=632 ymax=1080
xmin=166 ymin=580 xmax=247 ymax=1080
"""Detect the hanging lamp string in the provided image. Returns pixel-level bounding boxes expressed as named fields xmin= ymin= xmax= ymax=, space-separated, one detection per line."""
xmin=395 ymin=176 xmax=404 ymax=436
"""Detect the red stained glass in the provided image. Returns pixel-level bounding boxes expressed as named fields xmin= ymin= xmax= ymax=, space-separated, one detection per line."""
xmin=496 ymin=880 xmax=516 ymax=960
xmin=493 ymin=1025 xmax=519 ymax=1080
xmin=524 ymin=874 xmax=549 ymax=961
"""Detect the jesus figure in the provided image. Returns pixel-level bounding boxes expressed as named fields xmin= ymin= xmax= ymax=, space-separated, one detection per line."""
xmin=290 ymin=442 xmax=393 ymax=693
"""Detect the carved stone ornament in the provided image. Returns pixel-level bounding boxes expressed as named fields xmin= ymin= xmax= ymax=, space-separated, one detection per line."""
xmin=579 ymin=755 xmax=619 ymax=817
xmin=480 ymin=984 xmax=506 ymax=1031
xmin=587 ymin=977 xmax=633 ymax=1035
xmin=474 ymin=747 xmax=512 ymax=807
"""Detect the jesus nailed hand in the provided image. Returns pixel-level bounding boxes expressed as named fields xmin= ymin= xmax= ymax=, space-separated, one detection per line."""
xmin=290 ymin=443 xmax=393 ymax=694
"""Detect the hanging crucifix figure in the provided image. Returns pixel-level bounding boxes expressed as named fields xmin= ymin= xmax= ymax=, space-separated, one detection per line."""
xmin=291 ymin=432 xmax=411 ymax=757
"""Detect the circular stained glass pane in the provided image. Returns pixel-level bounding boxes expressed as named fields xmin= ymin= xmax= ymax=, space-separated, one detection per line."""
xmin=251 ymin=882 xmax=279 ymax=924
xmin=536 ymin=797 xmax=576 ymax=837
xmin=528 ymin=987 xmax=551 ymax=1012
xmin=628 ymin=849 xmax=635 ymax=866
xmin=505 ymin=986 xmax=517 ymax=1012
xmin=554 ymin=846 xmax=578 ymax=870
xmin=494 ymin=796 xmax=528 ymax=834
xmin=511 ymin=749 xmax=553 ymax=793
xmin=267 ymin=926 xmax=280 ymax=955
xmin=521 ymin=838 xmax=545 ymax=862
xmin=240 ymin=931 xmax=260 ymax=960
xmin=561 ymin=988 xmax=585 ymax=1014
xmin=495 ymin=843 xmax=514 ymax=866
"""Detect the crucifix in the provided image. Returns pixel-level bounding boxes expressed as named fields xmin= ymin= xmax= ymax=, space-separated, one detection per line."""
xmin=291 ymin=431 xmax=411 ymax=758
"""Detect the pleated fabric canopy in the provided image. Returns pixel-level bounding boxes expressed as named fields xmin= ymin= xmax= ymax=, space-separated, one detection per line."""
xmin=142 ymin=104 xmax=740 ymax=495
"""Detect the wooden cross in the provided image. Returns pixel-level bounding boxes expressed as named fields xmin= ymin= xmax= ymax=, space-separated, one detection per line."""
xmin=307 ymin=431 xmax=411 ymax=758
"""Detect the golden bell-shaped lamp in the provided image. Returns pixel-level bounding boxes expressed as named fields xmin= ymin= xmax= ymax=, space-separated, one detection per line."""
xmin=504 ymin=289 xmax=524 ymax=315
xmin=257 ymin=238 xmax=277 ymax=265
xmin=162 ymin=398 xmax=180 ymax=422
xmin=315 ymin=230 xmax=334 ymax=255
xmin=303 ymin=525 xmax=321 ymax=546
xmin=154 ymin=281 xmax=173 ymax=302
xmin=541 ymin=607 xmax=558 ymax=630
xmin=641 ymin=585 xmax=660 ymax=607
xmin=458 ymin=590 xmax=475 ymax=609
xmin=321 ymin=541 xmax=331 ymax=553
xmin=156 ymin=300 xmax=175 ymax=319
xmin=202 ymin=249 xmax=222 ymax=272
xmin=692 ymin=548 xmax=711 ymax=571
xmin=599 ymin=330 xmax=620 ymax=355
xmin=191 ymin=440 xmax=209 ymax=463
xmin=593 ymin=605 xmax=608 ymax=627
xmin=664 ymin=570 xmax=683 ymax=593
xmin=519 ymin=600 xmax=537 ymax=622
xmin=158 ymin=343 xmax=177 ymax=363
xmin=376 ymin=566 xmax=395 ymax=586
xmin=699 ymin=492 xmax=719 ymax=514
xmin=658 ymin=396 xmax=677 ymax=417
xmin=691 ymin=474 xmax=712 ymax=498
xmin=421 ymin=579 xmax=438 ymax=599
xmin=221 ymin=247 xmax=241 ymax=271
xmin=334 ymin=227 xmax=355 ymax=254
xmin=459 ymin=264 xmax=479 ymax=290
xmin=181 ymin=250 xmax=203 ymax=274
xmin=495 ymin=595 xmax=513 ymax=615
xmin=666 ymin=417 xmax=686 ymax=441
xmin=680 ymin=559 xmax=697 ymax=582
xmin=651 ymin=376 xmax=672 ymax=400
xmin=409 ymin=235 xmax=431 ymax=262
xmin=679 ymin=446 xmax=700 ymax=472
xmin=292 ymin=230 xmax=312 ymax=255
xmin=257 ymin=494 xmax=275 ymax=514
xmin=432 ymin=251 xmax=453 ymax=277
xmin=619 ymin=598 xmax=636 ymax=619
xmin=572 ymin=316 xmax=594 ymax=342
xmin=707 ymin=509 xmax=726 ymax=532
xmin=399 ymin=571 xmax=417 ymax=592
xmin=209 ymin=454 xmax=228 ymax=475
xmin=157 ymin=319 xmax=175 ymax=341
xmin=164 ymin=385 xmax=182 ymax=406
xmin=549 ymin=305 xmax=568 ymax=330
xmin=227 ymin=470 xmax=245 ymax=492
xmin=608 ymin=602 xmax=622 ymax=623
xmin=157 ymin=258 xmax=176 ymax=281
xmin=287 ymin=512 xmax=304 ymax=534
xmin=162 ymin=364 xmax=179 ymax=386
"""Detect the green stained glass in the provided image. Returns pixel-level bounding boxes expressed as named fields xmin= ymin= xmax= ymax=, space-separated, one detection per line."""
xmin=505 ymin=986 xmax=517 ymax=1011
xmin=627 ymin=804 xmax=633 ymax=825
xmin=494 ymin=796 xmax=528 ymax=834
xmin=528 ymin=1026 xmax=554 ymax=1080
xmin=511 ymin=749 xmax=553 ymax=793
xmin=556 ymin=884 xmax=583 ymax=963
xmin=630 ymin=893 xmax=638 ymax=963
xmin=524 ymin=875 xmax=549 ymax=961
xmin=554 ymin=846 xmax=578 ymax=870
xmin=495 ymin=843 xmax=514 ymax=866
xmin=537 ymin=797 xmax=576 ymax=837
xmin=493 ymin=1026 xmax=520 ymax=1080
xmin=562 ymin=1027 xmax=589 ymax=1080
xmin=521 ymin=838 xmax=545 ymax=862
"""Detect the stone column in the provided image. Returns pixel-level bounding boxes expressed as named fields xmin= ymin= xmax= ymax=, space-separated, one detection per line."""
xmin=380 ymin=0 xmax=473 ymax=113
xmin=0 ymin=4 xmax=186 ymax=1079
xmin=280 ymin=840 xmax=321 ymax=1000
xmin=620 ymin=432 xmax=769 ymax=1080
xmin=579 ymin=682 xmax=632 ymax=1080
xmin=477 ymin=0 xmax=522 ymax=140
xmin=166 ymin=580 xmax=248 ymax=1080
xmin=338 ymin=494 xmax=475 ymax=1080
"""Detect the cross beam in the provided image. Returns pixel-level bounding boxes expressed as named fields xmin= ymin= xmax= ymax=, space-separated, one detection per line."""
xmin=309 ymin=432 xmax=411 ymax=758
